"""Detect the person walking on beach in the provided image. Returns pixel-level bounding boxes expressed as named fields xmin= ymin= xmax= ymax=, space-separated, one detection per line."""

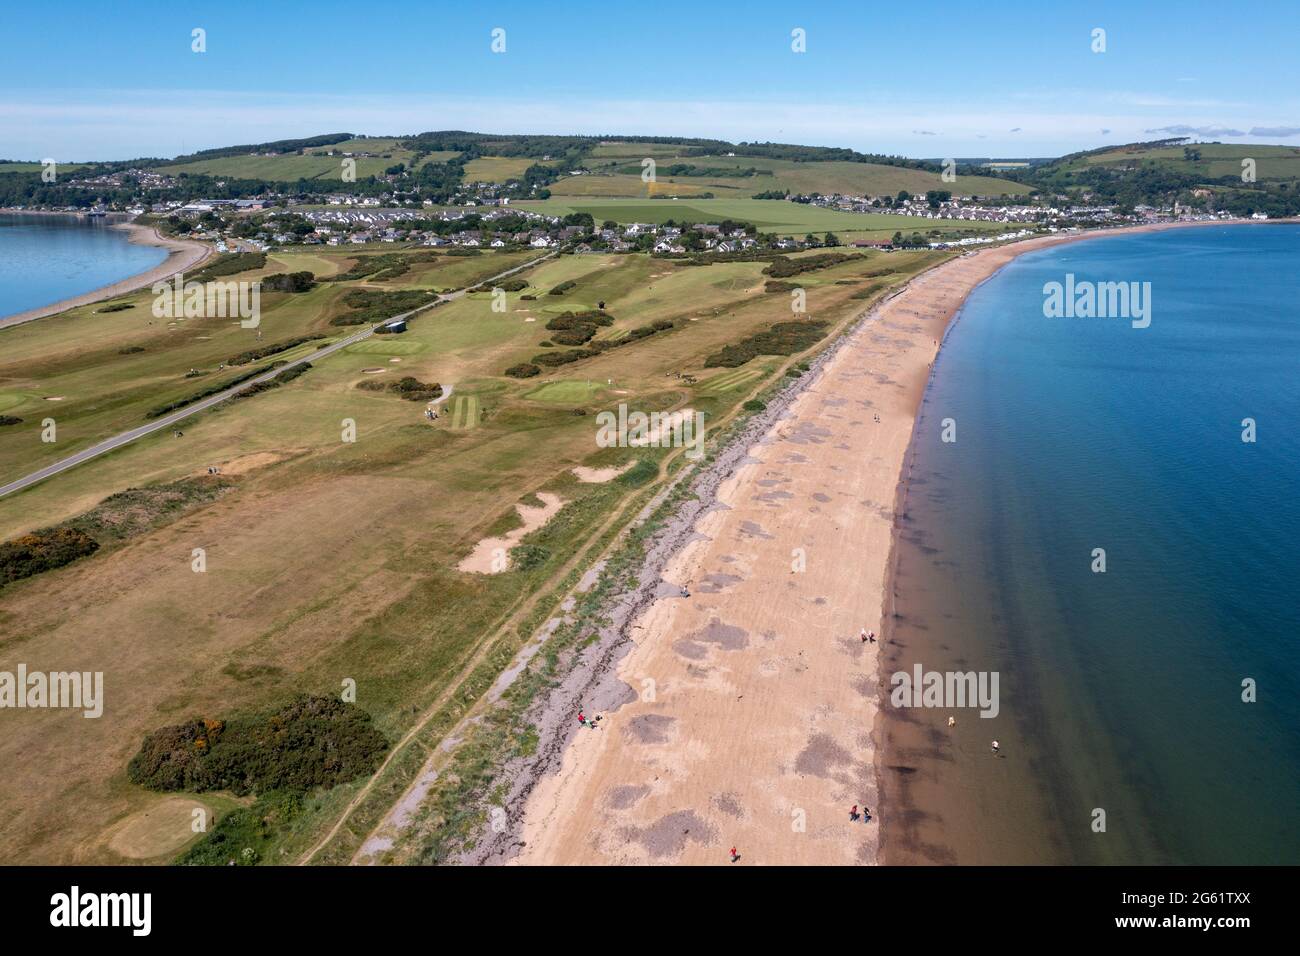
xmin=850 ymin=804 xmax=859 ymax=821
xmin=578 ymin=710 xmax=587 ymax=726
xmin=861 ymin=806 xmax=872 ymax=822
xmin=729 ymin=846 xmax=739 ymax=863
xmin=991 ymin=740 xmax=1000 ymax=754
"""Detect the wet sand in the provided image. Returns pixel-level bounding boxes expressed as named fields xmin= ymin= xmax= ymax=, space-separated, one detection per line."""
xmin=509 ymin=220 xmax=1259 ymax=866
xmin=0 ymin=216 xmax=213 ymax=329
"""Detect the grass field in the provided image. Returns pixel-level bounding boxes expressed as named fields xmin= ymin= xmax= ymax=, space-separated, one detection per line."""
xmin=524 ymin=380 xmax=604 ymax=403
xmin=566 ymin=147 xmax=1030 ymax=199
xmin=0 ymin=162 xmax=89 ymax=174
xmin=697 ymin=366 xmax=768 ymax=393
xmin=463 ymin=156 xmax=551 ymax=183
xmin=0 ymin=240 xmax=948 ymax=865
xmin=1070 ymin=143 xmax=1300 ymax=182
xmin=516 ymin=196 xmax=1017 ymax=240
xmin=156 ymin=137 xmax=460 ymax=182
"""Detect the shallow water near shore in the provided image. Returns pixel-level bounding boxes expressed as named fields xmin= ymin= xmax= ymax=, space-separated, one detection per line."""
xmin=882 ymin=225 xmax=1300 ymax=864
xmin=0 ymin=213 xmax=167 ymax=320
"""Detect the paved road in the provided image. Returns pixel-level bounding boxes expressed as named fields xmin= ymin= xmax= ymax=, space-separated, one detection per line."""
xmin=0 ymin=252 xmax=552 ymax=499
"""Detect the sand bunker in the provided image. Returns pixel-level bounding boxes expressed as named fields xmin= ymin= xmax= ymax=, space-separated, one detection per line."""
xmin=196 ymin=450 xmax=294 ymax=477
xmin=458 ymin=492 xmax=565 ymax=574
xmin=629 ymin=408 xmax=697 ymax=447
xmin=572 ymin=462 xmax=634 ymax=483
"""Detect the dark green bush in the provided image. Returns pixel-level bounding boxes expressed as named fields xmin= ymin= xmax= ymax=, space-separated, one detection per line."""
xmin=127 ymin=694 xmax=388 ymax=797
xmin=0 ymin=527 xmax=99 ymax=585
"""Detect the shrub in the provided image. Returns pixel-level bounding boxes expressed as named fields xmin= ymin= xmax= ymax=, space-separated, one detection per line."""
xmin=548 ymin=280 xmax=577 ymax=296
xmin=617 ymin=459 xmax=658 ymax=487
xmin=704 ymin=320 xmax=829 ymax=368
xmin=0 ymin=415 xmax=22 ymax=426
xmin=127 ymin=695 xmax=388 ymax=797
xmin=97 ymin=302 xmax=134 ymax=313
xmin=0 ymin=527 xmax=99 ymax=585
xmin=118 ymin=345 xmax=146 ymax=354
xmin=330 ymin=288 xmax=436 ymax=327
xmin=226 ymin=334 xmax=325 ymax=366
xmin=762 ymin=253 xmax=860 ymax=279
xmin=146 ymin=364 xmax=273 ymax=418
xmin=505 ymin=363 xmax=541 ymax=378
xmin=260 ymin=271 xmax=316 ymax=293
xmin=388 ymin=376 xmax=442 ymax=402
xmin=742 ymin=399 xmax=766 ymax=411
xmin=191 ymin=252 xmax=266 ymax=282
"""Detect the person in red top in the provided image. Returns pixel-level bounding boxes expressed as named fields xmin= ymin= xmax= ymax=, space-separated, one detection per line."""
xmin=850 ymin=804 xmax=859 ymax=821
xmin=577 ymin=711 xmax=586 ymax=725
xmin=729 ymin=846 xmax=738 ymax=863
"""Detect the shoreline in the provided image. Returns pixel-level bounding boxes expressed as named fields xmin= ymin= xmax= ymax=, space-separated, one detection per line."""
xmin=875 ymin=216 xmax=1290 ymax=864
xmin=0 ymin=210 xmax=214 ymax=330
xmin=493 ymin=217 xmax=1270 ymax=865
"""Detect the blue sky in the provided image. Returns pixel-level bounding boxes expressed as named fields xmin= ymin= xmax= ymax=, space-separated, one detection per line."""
xmin=3 ymin=0 xmax=1298 ymax=160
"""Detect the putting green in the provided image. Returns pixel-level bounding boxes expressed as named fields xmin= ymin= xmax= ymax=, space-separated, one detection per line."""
xmin=525 ymin=380 xmax=602 ymax=403
xmin=0 ymin=392 xmax=29 ymax=413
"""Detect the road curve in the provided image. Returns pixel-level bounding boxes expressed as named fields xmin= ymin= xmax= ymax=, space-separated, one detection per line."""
xmin=0 ymin=252 xmax=553 ymax=499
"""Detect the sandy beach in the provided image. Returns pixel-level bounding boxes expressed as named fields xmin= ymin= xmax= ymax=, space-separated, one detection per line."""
xmin=507 ymin=219 xmax=1259 ymax=866
xmin=0 ymin=214 xmax=213 ymax=329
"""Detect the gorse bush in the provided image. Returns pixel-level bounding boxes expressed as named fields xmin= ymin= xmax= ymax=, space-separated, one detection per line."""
xmin=260 ymin=271 xmax=316 ymax=293
xmin=330 ymin=288 xmax=436 ymax=326
xmin=127 ymin=695 xmax=388 ymax=797
xmin=0 ymin=527 xmax=99 ymax=586
xmin=704 ymin=320 xmax=829 ymax=368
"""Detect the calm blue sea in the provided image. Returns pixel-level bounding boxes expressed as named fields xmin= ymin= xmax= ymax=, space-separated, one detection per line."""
xmin=0 ymin=213 xmax=167 ymax=320
xmin=882 ymin=225 xmax=1300 ymax=865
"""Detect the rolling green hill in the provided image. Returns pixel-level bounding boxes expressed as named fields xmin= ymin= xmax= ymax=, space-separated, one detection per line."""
xmin=561 ymin=141 xmax=1030 ymax=198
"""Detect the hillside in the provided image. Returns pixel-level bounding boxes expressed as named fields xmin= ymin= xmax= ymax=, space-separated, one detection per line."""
xmin=1004 ymin=138 xmax=1300 ymax=217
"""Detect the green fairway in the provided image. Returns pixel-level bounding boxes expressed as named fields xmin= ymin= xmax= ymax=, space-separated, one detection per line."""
xmin=447 ymin=394 xmax=481 ymax=429
xmin=698 ymin=366 xmax=766 ymax=393
xmin=525 ymin=380 xmax=603 ymax=403
xmin=345 ymin=339 xmax=426 ymax=355
xmin=0 ymin=392 xmax=29 ymax=413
